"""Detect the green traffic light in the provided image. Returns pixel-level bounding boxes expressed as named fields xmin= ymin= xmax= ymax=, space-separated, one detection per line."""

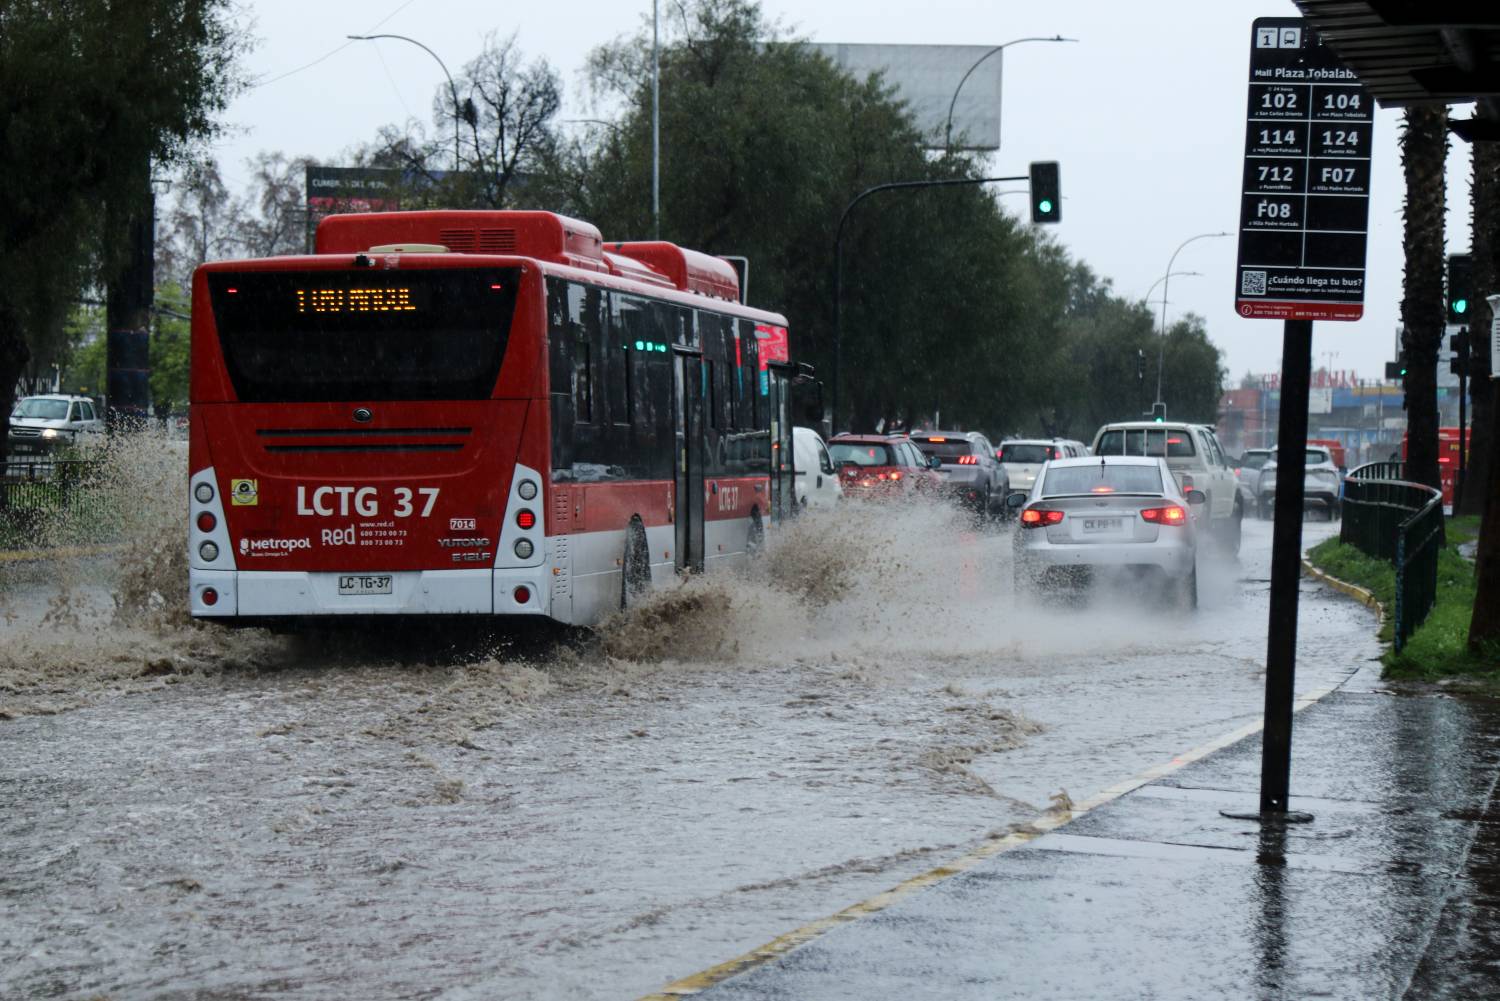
xmin=1038 ymin=199 xmax=1053 ymax=214
xmin=1454 ymin=299 xmax=1468 ymax=314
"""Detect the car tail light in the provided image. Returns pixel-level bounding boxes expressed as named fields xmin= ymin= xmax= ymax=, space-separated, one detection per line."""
xmin=957 ymin=455 xmax=978 ymax=465
xmin=516 ymin=509 xmax=536 ymax=529
xmin=1020 ymin=508 xmax=1064 ymax=528
xmin=196 ymin=512 xmax=216 ymax=532
xmin=1141 ymin=505 xmax=1187 ymax=525
xmin=888 ymin=470 xmax=903 ymax=481
xmin=1181 ymin=474 xmax=1195 ymax=490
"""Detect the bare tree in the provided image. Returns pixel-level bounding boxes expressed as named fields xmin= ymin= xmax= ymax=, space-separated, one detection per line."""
xmin=355 ymin=32 xmax=561 ymax=210
xmin=157 ymin=159 xmax=247 ymax=291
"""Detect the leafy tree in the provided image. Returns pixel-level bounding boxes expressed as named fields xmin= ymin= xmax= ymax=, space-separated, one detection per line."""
xmin=533 ymin=0 xmax=1227 ymax=438
xmin=0 ymin=0 xmax=244 ymax=460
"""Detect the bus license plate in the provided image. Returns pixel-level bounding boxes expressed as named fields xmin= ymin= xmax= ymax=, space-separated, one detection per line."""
xmin=1083 ymin=518 xmax=1122 ymax=533
xmin=338 ymin=574 xmax=392 ymax=596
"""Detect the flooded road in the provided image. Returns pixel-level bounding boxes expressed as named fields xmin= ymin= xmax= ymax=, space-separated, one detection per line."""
xmin=1 ymin=458 xmax=1379 ymax=1000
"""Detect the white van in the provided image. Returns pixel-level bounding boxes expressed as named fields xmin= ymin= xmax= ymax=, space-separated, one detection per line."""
xmin=793 ymin=426 xmax=842 ymax=510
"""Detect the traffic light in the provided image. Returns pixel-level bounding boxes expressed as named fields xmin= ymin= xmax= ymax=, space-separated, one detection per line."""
xmin=1150 ymin=401 xmax=1167 ymax=422
xmin=1447 ymin=254 xmax=1472 ymax=324
xmin=1385 ymin=351 xmax=1408 ymax=382
xmin=1029 ymin=161 xmax=1060 ymax=224
xmin=1450 ymin=329 xmax=1470 ymax=376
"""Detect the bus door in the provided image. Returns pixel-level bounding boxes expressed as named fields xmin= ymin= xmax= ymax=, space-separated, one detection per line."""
xmin=765 ymin=362 xmax=797 ymax=524
xmin=673 ymin=348 xmax=706 ymax=573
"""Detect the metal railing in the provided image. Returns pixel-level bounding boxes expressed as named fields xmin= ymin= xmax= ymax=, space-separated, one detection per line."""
xmin=1339 ymin=460 xmax=1445 ymax=652
xmin=1 ymin=458 xmax=102 ymax=527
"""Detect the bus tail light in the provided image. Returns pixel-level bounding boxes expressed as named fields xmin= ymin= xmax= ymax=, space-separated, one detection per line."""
xmin=1020 ymin=508 xmax=1064 ymax=528
xmin=514 ymin=538 xmax=534 ymax=559
xmin=202 ymin=588 xmax=219 ymax=607
xmin=197 ymin=512 xmax=217 ymax=532
xmin=194 ymin=482 xmax=215 ymax=503
xmin=512 ymin=585 xmax=531 ymax=604
xmin=199 ymin=541 xmax=220 ymax=562
xmin=516 ymin=509 xmax=536 ymax=529
xmin=1141 ymin=505 xmax=1187 ymax=525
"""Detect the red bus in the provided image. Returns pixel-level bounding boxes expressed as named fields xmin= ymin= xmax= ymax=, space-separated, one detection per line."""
xmin=187 ymin=210 xmax=792 ymax=627
xmin=1402 ymin=426 xmax=1471 ymax=508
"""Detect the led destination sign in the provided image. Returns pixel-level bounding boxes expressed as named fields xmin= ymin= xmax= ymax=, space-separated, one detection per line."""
xmin=295 ymin=287 xmax=417 ymax=314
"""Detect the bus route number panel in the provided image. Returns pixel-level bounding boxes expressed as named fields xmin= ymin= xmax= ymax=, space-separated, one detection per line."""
xmin=1235 ymin=17 xmax=1373 ymax=322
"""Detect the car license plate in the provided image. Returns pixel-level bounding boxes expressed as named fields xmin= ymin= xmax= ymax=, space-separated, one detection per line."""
xmin=1083 ymin=518 xmax=1122 ymax=532
xmin=338 ymin=574 xmax=392 ymax=595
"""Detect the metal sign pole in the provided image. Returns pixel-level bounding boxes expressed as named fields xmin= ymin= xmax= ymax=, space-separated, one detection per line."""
xmin=1257 ymin=318 xmax=1314 ymax=819
xmin=1226 ymin=17 xmax=1373 ymax=824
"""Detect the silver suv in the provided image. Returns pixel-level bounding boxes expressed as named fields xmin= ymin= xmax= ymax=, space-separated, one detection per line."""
xmin=911 ymin=430 xmax=1010 ymax=520
xmin=1089 ymin=421 xmax=1244 ymax=554
xmin=7 ymin=394 xmax=105 ymax=455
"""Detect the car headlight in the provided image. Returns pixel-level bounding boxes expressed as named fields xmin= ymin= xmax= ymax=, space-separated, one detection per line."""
xmin=41 ymin=428 xmax=58 ymax=439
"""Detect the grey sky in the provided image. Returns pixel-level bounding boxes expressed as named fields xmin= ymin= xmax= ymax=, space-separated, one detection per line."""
xmin=214 ymin=0 xmax=1476 ymax=383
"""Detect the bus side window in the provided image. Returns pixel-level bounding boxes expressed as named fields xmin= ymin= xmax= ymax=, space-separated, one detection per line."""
xmin=547 ymin=279 xmax=576 ymax=474
xmin=567 ymin=284 xmax=602 ymax=424
xmin=609 ymin=294 xmax=646 ymax=426
xmin=740 ymin=320 xmax=760 ymax=429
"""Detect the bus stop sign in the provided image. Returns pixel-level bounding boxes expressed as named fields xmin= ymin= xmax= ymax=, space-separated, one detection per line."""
xmin=1235 ymin=18 xmax=1372 ymax=322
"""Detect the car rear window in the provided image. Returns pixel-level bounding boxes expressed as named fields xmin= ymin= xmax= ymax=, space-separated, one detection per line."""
xmin=1041 ymin=464 xmax=1165 ymax=496
xmin=829 ymin=442 xmax=896 ymax=466
xmin=1000 ymin=443 xmax=1052 ymax=463
xmin=1094 ymin=429 xmax=1197 ymax=458
xmin=913 ymin=438 xmax=973 ymax=459
xmin=1241 ymin=452 xmax=1270 ymax=469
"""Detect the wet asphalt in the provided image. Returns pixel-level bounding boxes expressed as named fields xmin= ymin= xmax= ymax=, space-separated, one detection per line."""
xmin=690 ymin=667 xmax=1500 ymax=1001
xmin=2 ymin=508 xmax=1473 ymax=1000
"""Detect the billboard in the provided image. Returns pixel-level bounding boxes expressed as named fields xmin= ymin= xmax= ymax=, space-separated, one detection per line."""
xmin=807 ymin=44 xmax=1004 ymax=150
xmin=304 ymin=166 xmax=405 ymax=250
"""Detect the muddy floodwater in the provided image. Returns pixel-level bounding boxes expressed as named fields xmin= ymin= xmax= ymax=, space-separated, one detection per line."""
xmin=0 ymin=442 xmax=1379 ymax=999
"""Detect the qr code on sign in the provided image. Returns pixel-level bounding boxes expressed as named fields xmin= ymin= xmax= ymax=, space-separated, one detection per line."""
xmin=1241 ymin=270 xmax=1268 ymax=296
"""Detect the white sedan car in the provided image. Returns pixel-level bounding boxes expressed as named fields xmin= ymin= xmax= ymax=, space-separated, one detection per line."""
xmin=1010 ymin=455 xmax=1205 ymax=609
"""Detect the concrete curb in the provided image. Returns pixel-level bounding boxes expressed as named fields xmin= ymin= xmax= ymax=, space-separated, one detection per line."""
xmin=1301 ymin=555 xmax=1385 ymax=618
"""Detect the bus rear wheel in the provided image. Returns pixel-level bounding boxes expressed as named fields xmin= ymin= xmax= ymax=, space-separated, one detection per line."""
xmin=621 ymin=519 xmax=651 ymax=610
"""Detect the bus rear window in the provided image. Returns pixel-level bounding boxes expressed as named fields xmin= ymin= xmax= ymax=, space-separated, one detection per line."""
xmin=207 ymin=269 xmax=519 ymax=402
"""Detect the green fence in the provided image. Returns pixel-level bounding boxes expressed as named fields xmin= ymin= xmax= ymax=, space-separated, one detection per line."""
xmin=0 ymin=459 xmax=102 ymax=539
xmin=1340 ymin=461 xmax=1445 ymax=652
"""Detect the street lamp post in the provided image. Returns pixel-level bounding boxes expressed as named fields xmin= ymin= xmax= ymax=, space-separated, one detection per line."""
xmin=348 ymin=34 xmax=463 ymax=172
xmin=1154 ymin=231 xmax=1229 ymax=414
xmin=833 ymin=173 xmax=1026 ymax=426
xmin=943 ymin=35 xmax=1077 ymax=152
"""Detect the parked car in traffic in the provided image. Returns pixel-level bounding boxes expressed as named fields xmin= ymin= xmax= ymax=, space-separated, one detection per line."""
xmin=792 ymin=426 xmax=843 ymax=510
xmin=7 ymin=394 xmax=105 ymax=456
xmin=1234 ymin=448 xmax=1274 ymax=513
xmin=997 ymin=438 xmax=1085 ymax=494
xmin=827 ymin=434 xmax=943 ymax=500
xmin=1010 ymin=454 xmax=1205 ymax=608
xmin=911 ymin=430 xmax=1010 ymax=519
xmin=1089 ymin=420 xmax=1243 ymax=555
xmin=1256 ymin=445 xmax=1343 ymax=520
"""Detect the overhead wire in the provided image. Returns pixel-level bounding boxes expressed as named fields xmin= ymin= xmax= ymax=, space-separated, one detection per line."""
xmin=248 ymin=0 xmax=418 ymax=89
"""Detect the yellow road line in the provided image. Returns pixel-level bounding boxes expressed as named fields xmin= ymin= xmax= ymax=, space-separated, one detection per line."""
xmin=640 ymin=677 xmax=1344 ymax=999
xmin=0 ymin=543 xmax=121 ymax=565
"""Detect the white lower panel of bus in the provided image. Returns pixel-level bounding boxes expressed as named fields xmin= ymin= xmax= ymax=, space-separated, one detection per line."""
xmin=190 ymin=567 xmax=550 ymax=617
xmin=553 ymin=518 xmax=748 ymax=627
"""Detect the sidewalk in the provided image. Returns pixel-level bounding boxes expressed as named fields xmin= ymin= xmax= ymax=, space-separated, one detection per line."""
xmin=673 ymin=665 xmax=1500 ymax=1000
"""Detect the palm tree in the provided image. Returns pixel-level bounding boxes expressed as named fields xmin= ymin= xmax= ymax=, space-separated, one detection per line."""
xmin=1399 ymin=106 xmax=1448 ymax=492
xmin=1467 ymin=138 xmax=1500 ymax=653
